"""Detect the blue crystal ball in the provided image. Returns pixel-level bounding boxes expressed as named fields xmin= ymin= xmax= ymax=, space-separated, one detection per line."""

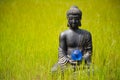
xmin=71 ymin=50 xmax=82 ymax=61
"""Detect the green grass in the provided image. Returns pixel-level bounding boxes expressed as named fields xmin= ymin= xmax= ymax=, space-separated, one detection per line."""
xmin=0 ymin=0 xmax=120 ymax=80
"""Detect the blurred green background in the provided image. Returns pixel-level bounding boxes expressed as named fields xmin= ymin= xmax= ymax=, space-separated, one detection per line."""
xmin=0 ymin=0 xmax=120 ymax=80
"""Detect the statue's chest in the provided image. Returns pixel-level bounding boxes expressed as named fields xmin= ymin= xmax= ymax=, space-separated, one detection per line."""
xmin=66 ymin=33 xmax=85 ymax=47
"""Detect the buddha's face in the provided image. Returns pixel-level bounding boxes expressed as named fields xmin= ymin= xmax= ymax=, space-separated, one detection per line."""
xmin=68 ymin=14 xmax=81 ymax=29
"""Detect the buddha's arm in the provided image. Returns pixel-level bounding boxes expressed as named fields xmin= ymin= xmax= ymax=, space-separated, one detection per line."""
xmin=58 ymin=32 xmax=69 ymax=64
xmin=83 ymin=32 xmax=93 ymax=60
xmin=86 ymin=32 xmax=92 ymax=54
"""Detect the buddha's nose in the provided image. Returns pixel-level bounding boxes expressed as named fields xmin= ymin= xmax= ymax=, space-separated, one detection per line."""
xmin=72 ymin=19 xmax=75 ymax=23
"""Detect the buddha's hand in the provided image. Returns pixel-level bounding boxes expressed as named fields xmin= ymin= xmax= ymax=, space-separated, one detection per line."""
xmin=83 ymin=52 xmax=91 ymax=60
xmin=69 ymin=59 xmax=77 ymax=65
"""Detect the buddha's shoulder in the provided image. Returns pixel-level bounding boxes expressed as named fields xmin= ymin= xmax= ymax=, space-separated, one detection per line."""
xmin=59 ymin=29 xmax=71 ymax=37
xmin=80 ymin=29 xmax=91 ymax=35
xmin=60 ymin=29 xmax=71 ymax=35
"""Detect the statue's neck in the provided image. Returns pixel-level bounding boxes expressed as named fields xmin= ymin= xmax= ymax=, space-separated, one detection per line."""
xmin=69 ymin=27 xmax=79 ymax=30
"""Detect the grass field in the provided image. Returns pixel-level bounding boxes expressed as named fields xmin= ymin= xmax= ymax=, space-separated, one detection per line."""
xmin=0 ymin=0 xmax=120 ymax=80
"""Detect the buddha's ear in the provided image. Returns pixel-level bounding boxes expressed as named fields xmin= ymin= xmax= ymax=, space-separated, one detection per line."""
xmin=78 ymin=21 xmax=81 ymax=27
xmin=67 ymin=22 xmax=70 ymax=27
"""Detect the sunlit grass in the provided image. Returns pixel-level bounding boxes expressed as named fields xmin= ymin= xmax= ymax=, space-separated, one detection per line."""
xmin=0 ymin=0 xmax=120 ymax=80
